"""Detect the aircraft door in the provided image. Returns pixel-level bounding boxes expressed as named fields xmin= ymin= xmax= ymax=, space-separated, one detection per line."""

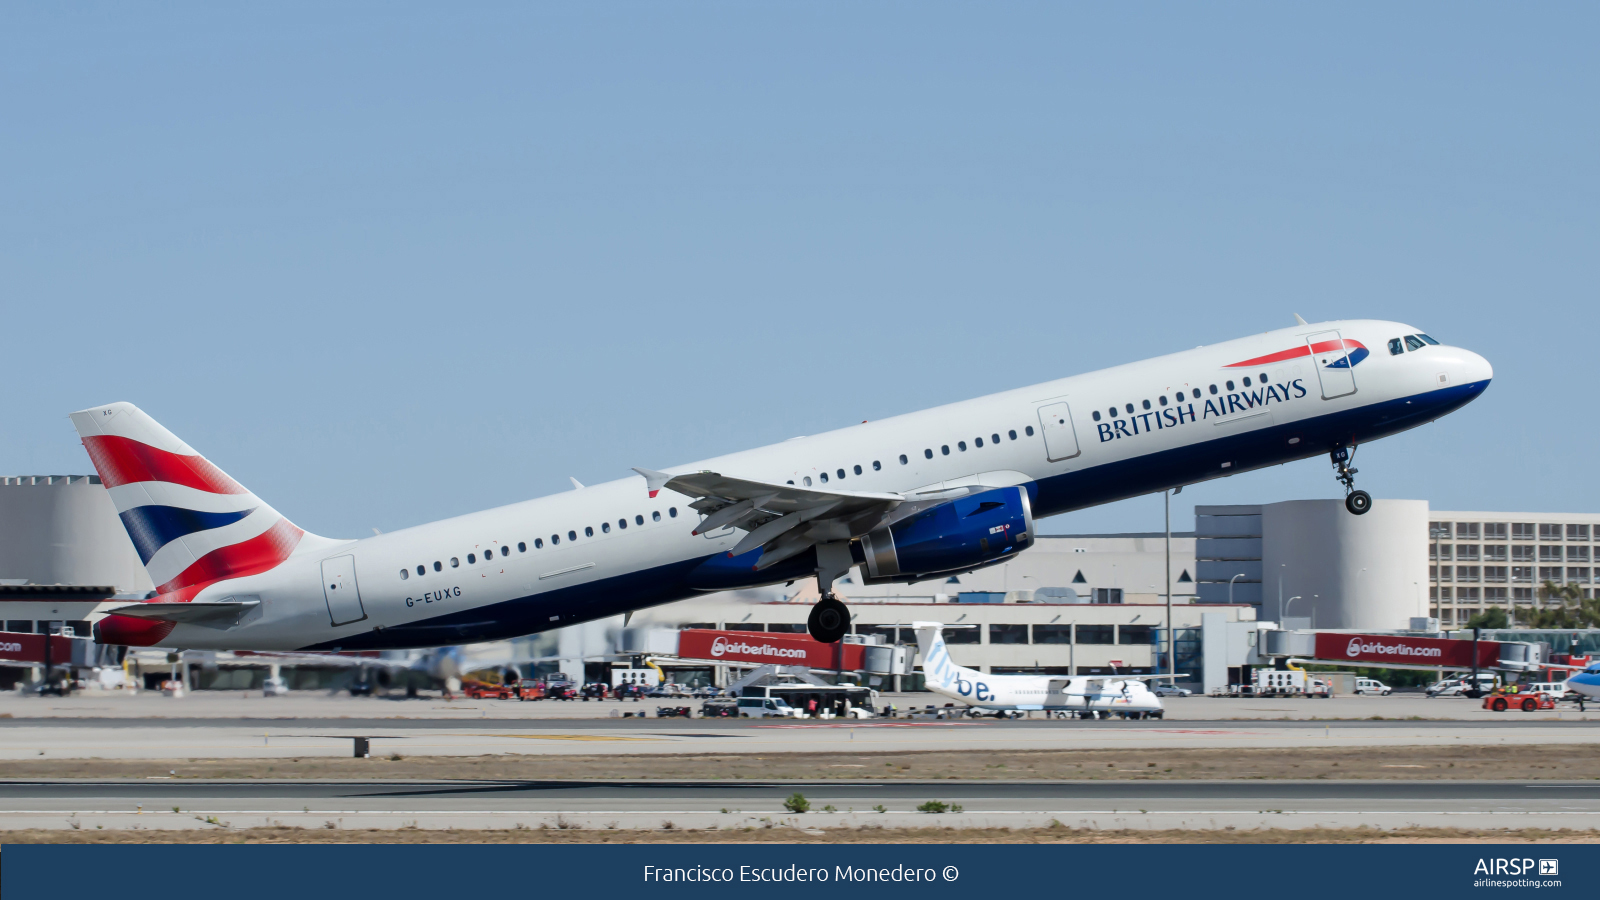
xmin=321 ymin=555 xmax=367 ymax=626
xmin=1036 ymin=401 xmax=1081 ymax=462
xmin=1306 ymin=330 xmax=1357 ymax=400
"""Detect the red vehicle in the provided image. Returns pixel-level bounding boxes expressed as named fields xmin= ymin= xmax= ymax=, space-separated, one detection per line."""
xmin=1482 ymin=688 xmax=1557 ymax=712
xmin=462 ymin=679 xmax=518 ymax=700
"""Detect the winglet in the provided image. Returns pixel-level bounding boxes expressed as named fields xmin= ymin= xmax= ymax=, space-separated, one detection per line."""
xmin=569 ymin=476 xmax=585 ymax=491
xmin=631 ymin=467 xmax=673 ymax=499
xmin=1294 ymin=313 xmax=1308 ymax=326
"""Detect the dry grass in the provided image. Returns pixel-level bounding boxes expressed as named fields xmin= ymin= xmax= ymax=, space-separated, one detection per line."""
xmin=3 ymin=743 xmax=1597 ymax=781
xmin=6 ymin=825 xmax=1600 ymax=844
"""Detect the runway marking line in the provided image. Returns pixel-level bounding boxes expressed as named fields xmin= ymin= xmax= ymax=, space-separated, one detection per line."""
xmin=485 ymin=734 xmax=657 ymax=742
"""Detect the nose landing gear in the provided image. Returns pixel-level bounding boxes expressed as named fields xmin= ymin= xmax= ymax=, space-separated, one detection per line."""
xmin=1331 ymin=446 xmax=1372 ymax=515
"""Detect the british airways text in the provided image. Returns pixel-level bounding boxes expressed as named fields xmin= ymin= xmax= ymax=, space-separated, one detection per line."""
xmin=1096 ymin=379 xmax=1308 ymax=443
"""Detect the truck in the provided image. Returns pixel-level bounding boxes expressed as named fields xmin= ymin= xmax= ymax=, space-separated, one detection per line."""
xmin=1251 ymin=669 xmax=1332 ymax=698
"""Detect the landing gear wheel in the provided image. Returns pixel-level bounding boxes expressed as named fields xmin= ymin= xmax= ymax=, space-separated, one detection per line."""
xmin=1345 ymin=490 xmax=1372 ymax=515
xmin=807 ymin=594 xmax=850 ymax=643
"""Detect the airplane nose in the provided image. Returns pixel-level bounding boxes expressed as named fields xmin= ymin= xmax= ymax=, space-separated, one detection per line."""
xmin=1459 ymin=348 xmax=1494 ymax=386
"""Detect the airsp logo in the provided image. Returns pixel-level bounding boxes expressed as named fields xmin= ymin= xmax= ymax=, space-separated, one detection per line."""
xmin=1540 ymin=859 xmax=1559 ymax=876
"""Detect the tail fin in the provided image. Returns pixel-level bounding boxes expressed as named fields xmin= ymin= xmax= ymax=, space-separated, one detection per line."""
xmin=69 ymin=402 xmax=332 ymax=601
xmin=911 ymin=620 xmax=960 ymax=690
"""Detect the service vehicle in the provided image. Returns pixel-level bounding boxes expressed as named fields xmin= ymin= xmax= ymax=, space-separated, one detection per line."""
xmin=1482 ymin=687 xmax=1557 ymax=712
xmin=1427 ymin=672 xmax=1500 ymax=698
xmin=700 ymin=698 xmax=739 ymax=718
xmin=1528 ymin=681 xmax=1574 ymax=700
xmin=736 ymin=696 xmax=798 ymax=718
xmin=462 ymin=679 xmax=517 ymax=700
xmin=1354 ymin=678 xmax=1392 ymax=696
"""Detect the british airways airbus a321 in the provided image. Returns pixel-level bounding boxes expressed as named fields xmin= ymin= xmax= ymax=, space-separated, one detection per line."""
xmin=77 ymin=319 xmax=1490 ymax=651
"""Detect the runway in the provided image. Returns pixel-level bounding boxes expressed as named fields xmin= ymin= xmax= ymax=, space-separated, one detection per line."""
xmin=4 ymin=778 xmax=1597 ymax=833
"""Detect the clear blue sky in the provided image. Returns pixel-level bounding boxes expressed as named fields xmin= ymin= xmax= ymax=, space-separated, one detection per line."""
xmin=3 ymin=4 xmax=1595 ymax=539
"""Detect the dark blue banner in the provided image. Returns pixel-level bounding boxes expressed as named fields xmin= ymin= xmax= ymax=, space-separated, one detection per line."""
xmin=2 ymin=843 xmax=1593 ymax=899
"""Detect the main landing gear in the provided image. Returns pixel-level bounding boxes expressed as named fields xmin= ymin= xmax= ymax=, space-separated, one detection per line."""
xmin=807 ymin=541 xmax=854 ymax=643
xmin=808 ymin=594 xmax=850 ymax=644
xmin=1331 ymin=446 xmax=1372 ymax=516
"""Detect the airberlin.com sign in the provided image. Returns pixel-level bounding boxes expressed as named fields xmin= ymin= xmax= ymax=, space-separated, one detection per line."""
xmin=676 ymin=629 xmax=865 ymax=670
xmin=1312 ymin=633 xmax=1498 ymax=669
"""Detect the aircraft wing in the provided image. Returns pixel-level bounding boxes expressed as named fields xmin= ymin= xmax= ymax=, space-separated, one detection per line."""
xmin=633 ymin=468 xmax=903 ymax=568
xmin=101 ymin=600 xmax=259 ymax=628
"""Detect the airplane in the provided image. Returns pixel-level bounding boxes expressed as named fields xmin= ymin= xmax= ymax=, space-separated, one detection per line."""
xmin=76 ymin=318 xmax=1491 ymax=652
xmin=910 ymin=621 xmax=1164 ymax=718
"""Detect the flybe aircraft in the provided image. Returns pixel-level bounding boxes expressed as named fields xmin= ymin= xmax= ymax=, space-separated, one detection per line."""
xmin=77 ymin=318 xmax=1490 ymax=651
xmin=911 ymin=622 xmax=1164 ymax=718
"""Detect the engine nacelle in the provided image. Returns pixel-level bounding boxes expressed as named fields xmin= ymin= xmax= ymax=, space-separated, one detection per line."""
xmin=859 ymin=485 xmax=1034 ymax=581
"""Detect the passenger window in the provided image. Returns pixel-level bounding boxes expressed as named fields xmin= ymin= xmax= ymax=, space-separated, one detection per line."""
xmin=1209 ymin=385 xmax=1218 ymax=395
xmin=1388 ymin=338 xmax=1404 ymax=355
xmin=415 ymin=565 xmax=425 ymax=576
xmin=899 ymin=455 xmax=908 ymax=464
xmin=1175 ymin=391 xmax=1185 ymax=401
xmin=1142 ymin=399 xmax=1151 ymax=410
xmin=786 ymin=480 xmax=794 ymax=485
xmin=1008 ymin=430 xmax=1017 ymax=440
xmin=652 ymin=511 xmax=661 ymax=522
xmin=1124 ymin=403 xmax=1133 ymax=414
xmin=819 ymin=472 xmax=828 ymax=483
xmin=991 ymin=433 xmax=1000 ymax=444
xmin=468 ymin=553 xmax=477 ymax=564
xmin=601 ymin=522 xmax=610 ymax=533
xmin=669 ymin=507 xmax=677 ymax=517
xmin=400 ymin=569 xmax=409 ymax=580
xmin=617 ymin=519 xmax=626 ymax=530
xmin=1158 ymin=396 xmax=1168 ymax=406
xmin=974 ymin=437 xmax=983 ymax=447
xmin=433 ymin=561 xmax=442 ymax=572
xmin=585 ymin=526 xmax=594 ymax=537
xmin=957 ymin=441 xmax=967 ymax=451
xmin=1225 ymin=380 xmax=1234 ymax=391
xmin=1242 ymin=377 xmax=1251 ymax=387
xmin=1093 ymin=411 xmax=1101 ymax=421
xmin=532 ymin=540 xmax=541 ymax=549
xmin=856 ymin=464 xmax=864 ymax=475
xmin=636 ymin=515 xmax=644 ymax=525
xmin=873 ymin=461 xmax=882 ymax=471
xmin=941 ymin=445 xmax=950 ymax=455
xmin=837 ymin=468 xmax=846 ymax=479
xmin=568 ymin=530 xmax=577 ymax=541
xmin=1259 ymin=372 xmax=1268 ymax=382
xmin=451 ymin=557 xmax=459 ymax=567
xmin=1025 ymin=426 xmax=1034 ymax=436
xmin=551 ymin=535 xmax=560 ymax=545
xmin=924 ymin=449 xmax=933 ymax=459
xmin=485 ymin=548 xmax=495 ymax=559
xmin=1405 ymin=335 xmax=1426 ymax=351
xmin=517 ymin=542 xmax=526 ymax=552
xmin=1417 ymin=333 xmax=1439 ymax=345
xmin=1109 ymin=408 xmax=1118 ymax=418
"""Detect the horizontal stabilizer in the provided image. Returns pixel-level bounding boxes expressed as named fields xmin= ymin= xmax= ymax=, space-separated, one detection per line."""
xmin=101 ymin=600 xmax=259 ymax=628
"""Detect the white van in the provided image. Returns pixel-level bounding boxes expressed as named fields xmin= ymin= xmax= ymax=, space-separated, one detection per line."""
xmin=1427 ymin=672 xmax=1499 ymax=697
xmin=1528 ymin=681 xmax=1573 ymax=700
xmin=1354 ymin=678 xmax=1392 ymax=696
xmin=736 ymin=696 xmax=797 ymax=718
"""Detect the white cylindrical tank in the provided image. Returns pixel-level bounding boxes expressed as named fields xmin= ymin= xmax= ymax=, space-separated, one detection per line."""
xmin=0 ymin=475 xmax=154 ymax=594
xmin=1260 ymin=499 xmax=1429 ymax=630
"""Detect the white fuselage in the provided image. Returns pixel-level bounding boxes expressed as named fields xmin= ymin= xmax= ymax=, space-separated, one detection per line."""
xmin=115 ymin=318 xmax=1490 ymax=650
xmin=912 ymin=622 xmax=1163 ymax=715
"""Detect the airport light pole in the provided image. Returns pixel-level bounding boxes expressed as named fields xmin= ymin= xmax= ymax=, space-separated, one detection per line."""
xmin=1283 ymin=595 xmax=1304 ymax=623
xmin=1229 ymin=573 xmax=1244 ymax=606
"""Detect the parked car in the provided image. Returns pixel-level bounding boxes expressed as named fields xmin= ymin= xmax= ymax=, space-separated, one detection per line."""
xmin=736 ymin=696 xmax=798 ymax=718
xmin=1427 ymin=673 xmax=1499 ymax=698
xmin=1153 ymin=684 xmax=1192 ymax=697
xmin=1354 ymin=678 xmax=1392 ymax=696
xmin=262 ymin=676 xmax=290 ymax=697
xmin=1527 ymin=681 xmax=1576 ymax=700
xmin=700 ymin=698 xmax=739 ymax=718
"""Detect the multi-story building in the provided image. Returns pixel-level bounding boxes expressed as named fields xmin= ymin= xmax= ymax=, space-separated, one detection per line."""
xmin=1428 ymin=512 xmax=1600 ymax=625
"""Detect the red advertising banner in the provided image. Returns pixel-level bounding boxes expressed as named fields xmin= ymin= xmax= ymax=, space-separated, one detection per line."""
xmin=1312 ymin=632 xmax=1500 ymax=669
xmin=0 ymin=631 xmax=79 ymax=666
xmin=676 ymin=629 xmax=866 ymax=671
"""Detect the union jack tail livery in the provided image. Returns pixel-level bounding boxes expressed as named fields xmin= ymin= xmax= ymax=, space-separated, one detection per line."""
xmin=69 ymin=403 xmax=341 ymax=643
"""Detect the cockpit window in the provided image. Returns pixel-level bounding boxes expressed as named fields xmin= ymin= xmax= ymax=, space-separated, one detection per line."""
xmin=1416 ymin=333 xmax=1439 ymax=345
xmin=1405 ymin=335 xmax=1426 ymax=351
xmin=1388 ymin=338 xmax=1404 ymax=356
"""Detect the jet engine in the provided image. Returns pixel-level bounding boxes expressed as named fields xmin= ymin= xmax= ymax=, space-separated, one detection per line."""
xmin=859 ymin=485 xmax=1034 ymax=583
